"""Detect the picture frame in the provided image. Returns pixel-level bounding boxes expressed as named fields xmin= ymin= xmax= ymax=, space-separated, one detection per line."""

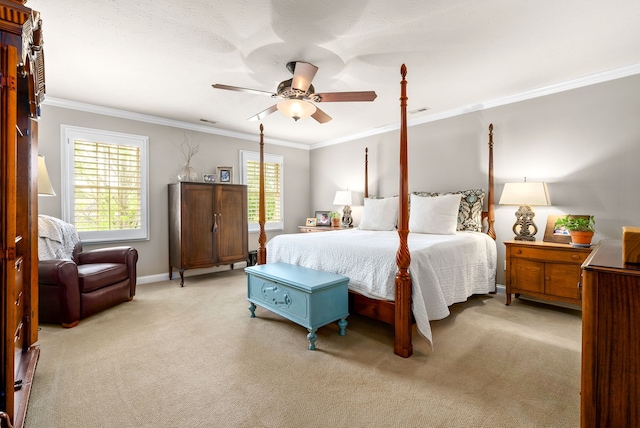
xmin=217 ymin=166 xmax=233 ymax=184
xmin=203 ymin=173 xmax=216 ymax=183
xmin=315 ymin=211 xmax=331 ymax=226
xmin=306 ymin=217 xmax=317 ymax=227
xmin=543 ymin=214 xmax=590 ymax=244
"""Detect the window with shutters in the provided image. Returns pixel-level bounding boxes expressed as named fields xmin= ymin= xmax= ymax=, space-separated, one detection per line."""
xmin=240 ymin=150 xmax=284 ymax=232
xmin=62 ymin=125 xmax=149 ymax=243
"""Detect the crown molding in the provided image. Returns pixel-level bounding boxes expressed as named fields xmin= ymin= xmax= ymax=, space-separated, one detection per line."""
xmin=311 ymin=62 xmax=640 ymax=150
xmin=41 ymin=97 xmax=310 ymax=151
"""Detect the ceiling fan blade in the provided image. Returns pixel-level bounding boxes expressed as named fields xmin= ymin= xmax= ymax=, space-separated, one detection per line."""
xmin=314 ymin=91 xmax=378 ymax=103
xmin=212 ymin=84 xmax=275 ymax=97
xmin=311 ymin=107 xmax=332 ymax=124
xmin=248 ymin=104 xmax=278 ymax=121
xmin=291 ymin=62 xmax=318 ymax=93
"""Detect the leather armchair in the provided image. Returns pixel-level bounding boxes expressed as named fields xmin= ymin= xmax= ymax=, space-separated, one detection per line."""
xmin=38 ymin=241 xmax=138 ymax=328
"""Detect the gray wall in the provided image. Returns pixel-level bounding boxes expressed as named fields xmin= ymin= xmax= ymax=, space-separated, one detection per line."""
xmin=310 ymin=74 xmax=640 ymax=285
xmin=38 ymin=73 xmax=640 ymax=285
xmin=37 ymin=105 xmax=310 ymax=281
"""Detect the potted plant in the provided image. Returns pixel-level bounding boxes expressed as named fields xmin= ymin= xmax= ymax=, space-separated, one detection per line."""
xmin=554 ymin=215 xmax=595 ymax=246
xmin=329 ymin=211 xmax=341 ymax=227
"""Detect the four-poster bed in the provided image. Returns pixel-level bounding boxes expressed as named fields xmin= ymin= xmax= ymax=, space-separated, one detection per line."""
xmin=255 ymin=65 xmax=496 ymax=358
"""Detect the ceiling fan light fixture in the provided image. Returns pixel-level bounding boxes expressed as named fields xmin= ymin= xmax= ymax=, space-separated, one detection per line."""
xmin=277 ymin=98 xmax=316 ymax=121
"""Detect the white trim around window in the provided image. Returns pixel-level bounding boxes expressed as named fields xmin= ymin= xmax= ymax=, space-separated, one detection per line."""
xmin=61 ymin=125 xmax=150 ymax=243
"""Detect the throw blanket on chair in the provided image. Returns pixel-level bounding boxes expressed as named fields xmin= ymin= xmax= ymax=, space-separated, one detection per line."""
xmin=38 ymin=215 xmax=80 ymax=260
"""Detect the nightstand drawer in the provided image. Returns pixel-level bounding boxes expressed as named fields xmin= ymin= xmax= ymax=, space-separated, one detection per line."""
xmin=509 ymin=246 xmax=586 ymax=264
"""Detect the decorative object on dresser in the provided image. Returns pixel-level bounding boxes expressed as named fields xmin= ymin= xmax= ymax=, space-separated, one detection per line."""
xmin=1 ymin=3 xmax=45 ymax=427
xmin=168 ymin=182 xmax=248 ymax=286
xmin=553 ymin=214 xmax=595 ymax=247
xmin=202 ymin=173 xmax=216 ymax=183
xmin=622 ymin=226 xmax=640 ymax=264
xmin=37 ymin=155 xmax=56 ymax=196
xmin=217 ymin=166 xmax=233 ymax=183
xmin=173 ymin=134 xmax=200 ymax=182
xmin=499 ymin=179 xmax=551 ymax=241
xmin=329 ymin=211 xmax=341 ymax=227
xmin=580 ymin=240 xmax=640 ymax=428
xmin=305 ymin=217 xmax=316 ymax=227
xmin=504 ymin=240 xmax=592 ymax=305
xmin=315 ymin=210 xmax=331 ymax=226
xmin=333 ymin=190 xmax=362 ymax=227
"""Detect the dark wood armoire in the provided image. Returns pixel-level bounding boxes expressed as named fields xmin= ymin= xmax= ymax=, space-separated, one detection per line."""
xmin=168 ymin=182 xmax=248 ymax=286
xmin=0 ymin=1 xmax=44 ymax=427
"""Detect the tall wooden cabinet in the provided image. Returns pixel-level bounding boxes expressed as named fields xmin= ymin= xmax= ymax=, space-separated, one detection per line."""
xmin=168 ymin=182 xmax=248 ymax=286
xmin=580 ymin=240 xmax=640 ymax=428
xmin=1 ymin=2 xmax=45 ymax=427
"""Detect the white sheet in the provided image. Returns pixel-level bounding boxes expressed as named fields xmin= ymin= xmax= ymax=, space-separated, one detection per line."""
xmin=266 ymin=229 xmax=497 ymax=347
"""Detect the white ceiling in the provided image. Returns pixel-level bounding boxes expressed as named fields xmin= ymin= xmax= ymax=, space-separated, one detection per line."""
xmin=28 ymin=0 xmax=640 ymax=147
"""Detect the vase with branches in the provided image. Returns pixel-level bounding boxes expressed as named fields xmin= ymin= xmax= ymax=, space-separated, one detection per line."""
xmin=174 ymin=135 xmax=200 ymax=182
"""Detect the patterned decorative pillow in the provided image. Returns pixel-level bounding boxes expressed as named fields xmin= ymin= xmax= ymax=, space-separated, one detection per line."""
xmin=446 ymin=189 xmax=485 ymax=232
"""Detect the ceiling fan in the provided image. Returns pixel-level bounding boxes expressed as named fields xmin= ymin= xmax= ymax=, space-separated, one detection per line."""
xmin=212 ymin=61 xmax=377 ymax=123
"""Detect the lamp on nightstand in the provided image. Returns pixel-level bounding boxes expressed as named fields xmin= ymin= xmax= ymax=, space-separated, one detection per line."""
xmin=38 ymin=155 xmax=56 ymax=196
xmin=333 ymin=190 xmax=362 ymax=227
xmin=499 ymin=179 xmax=550 ymax=241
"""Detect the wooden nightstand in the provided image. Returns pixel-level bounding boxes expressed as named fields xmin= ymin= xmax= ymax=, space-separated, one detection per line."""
xmin=504 ymin=240 xmax=593 ymax=306
xmin=298 ymin=225 xmax=349 ymax=233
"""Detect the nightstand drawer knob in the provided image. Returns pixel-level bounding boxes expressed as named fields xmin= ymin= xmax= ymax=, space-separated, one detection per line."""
xmin=572 ymin=254 xmax=580 ymax=260
xmin=515 ymin=249 xmax=522 ymax=255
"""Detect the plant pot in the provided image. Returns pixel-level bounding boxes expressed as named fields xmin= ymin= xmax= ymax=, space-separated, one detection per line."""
xmin=569 ymin=230 xmax=594 ymax=246
xmin=331 ymin=218 xmax=340 ymax=227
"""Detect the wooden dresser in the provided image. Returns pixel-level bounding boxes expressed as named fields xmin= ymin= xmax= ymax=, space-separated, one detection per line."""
xmin=168 ymin=182 xmax=248 ymax=286
xmin=580 ymin=240 xmax=640 ymax=428
xmin=298 ymin=225 xmax=348 ymax=233
xmin=504 ymin=240 xmax=592 ymax=305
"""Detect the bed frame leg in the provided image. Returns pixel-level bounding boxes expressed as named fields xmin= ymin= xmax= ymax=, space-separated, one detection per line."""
xmin=394 ymin=272 xmax=413 ymax=358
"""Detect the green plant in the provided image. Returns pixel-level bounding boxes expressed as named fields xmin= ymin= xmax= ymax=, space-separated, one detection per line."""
xmin=329 ymin=211 xmax=341 ymax=219
xmin=554 ymin=215 xmax=595 ymax=232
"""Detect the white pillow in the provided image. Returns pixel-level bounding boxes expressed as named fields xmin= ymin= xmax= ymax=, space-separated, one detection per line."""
xmin=358 ymin=197 xmax=398 ymax=231
xmin=409 ymin=193 xmax=461 ymax=234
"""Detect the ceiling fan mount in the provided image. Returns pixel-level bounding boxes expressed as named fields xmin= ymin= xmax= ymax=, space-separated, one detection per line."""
xmin=212 ymin=61 xmax=377 ymax=123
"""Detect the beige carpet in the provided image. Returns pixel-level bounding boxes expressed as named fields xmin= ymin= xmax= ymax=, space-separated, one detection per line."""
xmin=25 ymin=270 xmax=581 ymax=428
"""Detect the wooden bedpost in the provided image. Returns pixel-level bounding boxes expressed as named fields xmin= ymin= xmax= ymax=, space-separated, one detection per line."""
xmin=486 ymin=124 xmax=496 ymax=240
xmin=364 ymin=147 xmax=369 ymax=198
xmin=257 ymin=124 xmax=267 ymax=265
xmin=395 ymin=64 xmax=413 ymax=358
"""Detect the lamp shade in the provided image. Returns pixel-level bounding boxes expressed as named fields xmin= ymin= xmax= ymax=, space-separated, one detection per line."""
xmin=38 ymin=155 xmax=56 ymax=196
xmin=277 ymin=99 xmax=316 ymax=121
xmin=499 ymin=182 xmax=550 ymax=206
xmin=333 ymin=190 xmax=362 ymax=206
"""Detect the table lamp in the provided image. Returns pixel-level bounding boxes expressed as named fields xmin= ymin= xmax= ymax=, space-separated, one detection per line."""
xmin=38 ymin=155 xmax=56 ymax=196
xmin=499 ymin=180 xmax=550 ymax=241
xmin=333 ymin=190 xmax=362 ymax=227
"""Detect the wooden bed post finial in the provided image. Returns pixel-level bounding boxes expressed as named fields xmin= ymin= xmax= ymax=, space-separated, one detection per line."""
xmin=257 ymin=124 xmax=267 ymax=264
xmin=364 ymin=147 xmax=368 ymax=199
xmin=395 ymin=63 xmax=413 ymax=358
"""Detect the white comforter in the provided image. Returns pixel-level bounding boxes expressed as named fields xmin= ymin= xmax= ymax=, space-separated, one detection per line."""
xmin=266 ymin=229 xmax=497 ymax=347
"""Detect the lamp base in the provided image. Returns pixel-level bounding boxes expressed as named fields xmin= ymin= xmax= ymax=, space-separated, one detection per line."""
xmin=512 ymin=204 xmax=539 ymax=241
xmin=341 ymin=205 xmax=353 ymax=228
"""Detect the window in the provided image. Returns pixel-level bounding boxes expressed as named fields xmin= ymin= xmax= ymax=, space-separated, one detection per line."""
xmin=62 ymin=125 xmax=149 ymax=243
xmin=240 ymin=150 xmax=283 ymax=232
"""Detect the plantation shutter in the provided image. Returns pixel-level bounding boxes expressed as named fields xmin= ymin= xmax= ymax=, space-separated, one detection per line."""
xmin=73 ymin=140 xmax=142 ymax=232
xmin=246 ymin=159 xmax=282 ymax=223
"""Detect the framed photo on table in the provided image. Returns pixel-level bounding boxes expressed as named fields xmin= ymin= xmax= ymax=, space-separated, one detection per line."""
xmin=217 ymin=166 xmax=233 ymax=184
xmin=203 ymin=173 xmax=216 ymax=183
xmin=306 ymin=218 xmax=317 ymax=227
xmin=315 ymin=211 xmax=330 ymax=226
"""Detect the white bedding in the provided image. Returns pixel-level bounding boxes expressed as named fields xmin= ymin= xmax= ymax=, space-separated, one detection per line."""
xmin=266 ymin=229 xmax=497 ymax=347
